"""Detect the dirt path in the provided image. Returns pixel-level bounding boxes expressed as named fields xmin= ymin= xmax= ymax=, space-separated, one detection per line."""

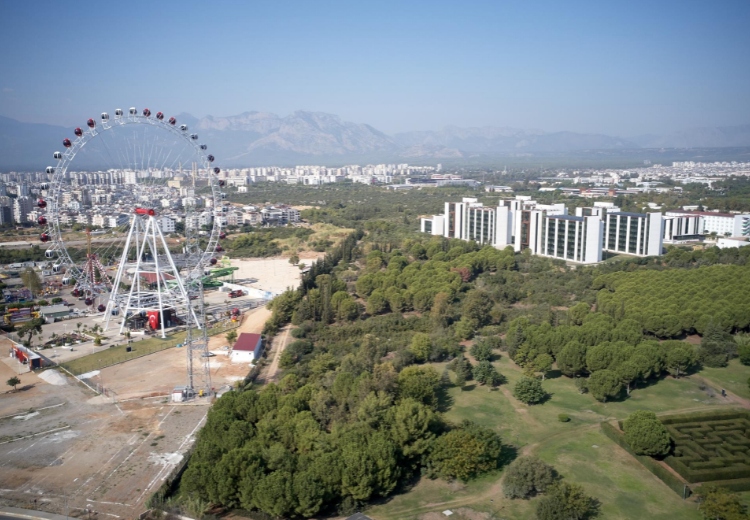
xmin=693 ymin=374 xmax=750 ymax=409
xmin=257 ymin=325 xmax=292 ymax=384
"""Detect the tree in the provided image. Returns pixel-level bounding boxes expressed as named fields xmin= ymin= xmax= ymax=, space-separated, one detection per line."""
xmin=430 ymin=292 xmax=450 ymax=328
xmin=17 ymin=318 xmax=43 ymax=349
xmin=586 ymin=344 xmax=614 ymax=373
xmin=557 ymin=342 xmax=588 ymax=378
xmin=226 ymin=330 xmax=238 ymax=345
xmin=513 ymin=377 xmax=547 ymax=405
xmin=366 ymin=289 xmax=388 ymax=315
xmin=739 ymin=337 xmax=750 ymax=366
xmin=429 ymin=421 xmax=502 ymax=481
xmin=623 ymin=410 xmax=671 ymax=457
xmin=665 ymin=342 xmax=697 ymax=378
xmin=697 ymin=485 xmax=749 ymax=520
xmin=503 ymin=456 xmax=557 ymax=499
xmin=449 ymin=355 xmax=472 ymax=386
xmin=409 ymin=333 xmax=432 ymax=363
xmin=462 ymin=290 xmax=493 ymax=327
xmin=533 ymin=354 xmax=554 ymax=381
xmin=20 ymin=268 xmax=42 ymax=296
xmin=535 ymin=481 xmax=596 ymax=520
xmin=569 ymin=302 xmax=590 ymax=326
xmin=616 ymin=361 xmax=640 ymax=395
xmin=699 ymin=320 xmax=736 ymax=368
xmin=470 ymin=340 xmax=494 ymax=362
xmin=397 ymin=366 xmax=442 ymax=409
xmin=473 ymin=361 xmax=503 ymax=388
xmin=6 ymin=376 xmax=21 ymax=391
xmin=587 ymin=369 xmax=622 ymax=402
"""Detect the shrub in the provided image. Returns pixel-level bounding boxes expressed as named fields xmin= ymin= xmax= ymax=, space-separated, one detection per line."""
xmin=623 ymin=411 xmax=671 ymax=457
xmin=558 ymin=414 xmax=570 ymax=423
xmin=502 ymin=456 xmax=557 ymax=499
xmin=291 ymin=328 xmax=306 ymax=339
xmin=535 ymin=481 xmax=595 ymax=520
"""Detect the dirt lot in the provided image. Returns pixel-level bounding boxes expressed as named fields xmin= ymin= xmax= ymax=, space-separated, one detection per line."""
xmin=0 ymin=357 xmax=211 ymax=519
xmin=0 ymin=305 xmax=277 ymax=519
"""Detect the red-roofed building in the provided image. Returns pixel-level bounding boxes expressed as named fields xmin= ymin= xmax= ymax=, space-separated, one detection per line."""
xmin=138 ymin=272 xmax=176 ymax=285
xmin=231 ymin=332 xmax=263 ymax=363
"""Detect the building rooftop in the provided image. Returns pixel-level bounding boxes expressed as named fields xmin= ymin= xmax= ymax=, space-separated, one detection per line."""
xmin=233 ymin=333 xmax=262 ymax=352
xmin=609 ymin=211 xmax=650 ymax=218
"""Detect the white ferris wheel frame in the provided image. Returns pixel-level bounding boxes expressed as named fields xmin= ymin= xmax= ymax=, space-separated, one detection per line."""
xmin=44 ymin=110 xmax=223 ymax=281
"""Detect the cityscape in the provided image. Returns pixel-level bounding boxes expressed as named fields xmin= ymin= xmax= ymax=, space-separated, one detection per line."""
xmin=1 ymin=2 xmax=750 ymax=520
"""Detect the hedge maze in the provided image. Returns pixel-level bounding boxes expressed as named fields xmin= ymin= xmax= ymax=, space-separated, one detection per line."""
xmin=663 ymin=410 xmax=750 ymax=484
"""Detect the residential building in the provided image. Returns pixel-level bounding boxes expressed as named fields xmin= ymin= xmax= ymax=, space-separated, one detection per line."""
xmin=604 ymin=212 xmax=663 ymax=256
xmin=13 ymin=196 xmax=33 ymax=224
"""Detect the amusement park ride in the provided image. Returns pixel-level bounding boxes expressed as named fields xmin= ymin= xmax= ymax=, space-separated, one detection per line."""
xmin=37 ymin=107 xmax=230 ymax=397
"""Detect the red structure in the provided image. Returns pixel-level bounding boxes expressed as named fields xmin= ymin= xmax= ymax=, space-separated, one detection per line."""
xmin=147 ymin=311 xmax=160 ymax=330
xmin=134 ymin=207 xmax=156 ymax=216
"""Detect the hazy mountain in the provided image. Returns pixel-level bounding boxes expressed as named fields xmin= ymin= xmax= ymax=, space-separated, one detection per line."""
xmin=394 ymin=126 xmax=637 ymax=153
xmin=631 ymin=125 xmax=750 ymax=149
xmin=1 ymin=111 xmax=750 ymax=170
xmin=0 ymin=115 xmax=70 ymax=170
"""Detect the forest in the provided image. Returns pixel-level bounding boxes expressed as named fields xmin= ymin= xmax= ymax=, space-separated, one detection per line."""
xmin=174 ymin=212 xmax=750 ymax=518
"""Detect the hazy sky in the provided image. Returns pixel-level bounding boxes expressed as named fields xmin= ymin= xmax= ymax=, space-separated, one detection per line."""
xmin=1 ymin=0 xmax=749 ymax=136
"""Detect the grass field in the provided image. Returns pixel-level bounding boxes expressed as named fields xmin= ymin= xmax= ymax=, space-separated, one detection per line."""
xmin=60 ymin=322 xmax=237 ymax=375
xmin=700 ymin=359 xmax=750 ymax=400
xmin=368 ymin=354 xmax=733 ymax=520
xmin=275 ymin=223 xmax=355 ymax=256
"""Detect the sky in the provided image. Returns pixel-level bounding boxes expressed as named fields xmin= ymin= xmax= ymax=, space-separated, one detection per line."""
xmin=1 ymin=0 xmax=749 ymax=137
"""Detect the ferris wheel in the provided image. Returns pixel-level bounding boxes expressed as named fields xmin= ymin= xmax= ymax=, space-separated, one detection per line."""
xmin=39 ymin=107 xmax=228 ymax=329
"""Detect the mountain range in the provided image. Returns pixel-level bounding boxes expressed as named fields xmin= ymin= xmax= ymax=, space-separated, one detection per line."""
xmin=1 ymin=111 xmax=749 ymax=170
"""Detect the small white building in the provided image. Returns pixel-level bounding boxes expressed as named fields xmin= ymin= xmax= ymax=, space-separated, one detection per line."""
xmin=230 ymin=333 xmax=263 ymax=363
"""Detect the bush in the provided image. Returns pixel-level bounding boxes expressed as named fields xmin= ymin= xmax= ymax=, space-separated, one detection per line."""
xmin=623 ymin=411 xmax=671 ymax=457
xmin=513 ymin=377 xmax=547 ymax=405
xmin=291 ymin=328 xmax=306 ymax=339
xmin=535 ymin=481 xmax=595 ymax=520
xmin=558 ymin=414 xmax=570 ymax=423
xmin=502 ymin=456 xmax=557 ymax=499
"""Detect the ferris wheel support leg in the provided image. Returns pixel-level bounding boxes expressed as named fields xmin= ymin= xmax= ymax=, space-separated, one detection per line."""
xmin=150 ymin=216 xmax=167 ymax=339
xmin=154 ymin=221 xmax=199 ymax=330
xmin=104 ymin=215 xmax=137 ymax=330
xmin=120 ymin=217 xmax=152 ymax=336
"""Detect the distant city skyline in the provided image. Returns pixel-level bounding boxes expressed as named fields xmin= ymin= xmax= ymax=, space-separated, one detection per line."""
xmin=1 ymin=0 xmax=749 ymax=137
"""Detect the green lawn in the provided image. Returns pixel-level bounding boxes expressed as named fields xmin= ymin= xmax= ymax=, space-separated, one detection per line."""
xmin=369 ymin=354 xmax=731 ymax=520
xmin=699 ymin=358 xmax=750 ymax=400
xmin=61 ymin=333 xmax=187 ymax=375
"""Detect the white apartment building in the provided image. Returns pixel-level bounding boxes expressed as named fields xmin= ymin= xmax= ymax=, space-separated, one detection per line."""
xmin=421 ymin=196 xmax=664 ymax=264
xmin=537 ymin=214 xmax=603 ymax=264
xmin=664 ymin=211 xmax=750 ymax=238
xmin=13 ymin=196 xmax=33 ymax=224
xmin=158 ymin=216 xmax=176 ymax=233
xmin=663 ymin=213 xmax=702 ymax=242
xmin=107 ymin=214 xmax=129 ymax=228
xmin=604 ymin=212 xmax=663 ymax=256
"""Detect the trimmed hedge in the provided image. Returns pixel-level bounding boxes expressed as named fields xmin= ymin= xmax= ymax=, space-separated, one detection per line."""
xmin=601 ymin=421 xmax=690 ymax=498
xmin=695 ymin=478 xmax=750 ymax=493
xmin=659 ymin=409 xmax=750 ymax=425
xmin=658 ymin=409 xmax=750 ymax=483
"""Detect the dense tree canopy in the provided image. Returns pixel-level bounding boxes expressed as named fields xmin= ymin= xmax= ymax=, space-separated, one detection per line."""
xmin=623 ymin=410 xmax=672 ymax=457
